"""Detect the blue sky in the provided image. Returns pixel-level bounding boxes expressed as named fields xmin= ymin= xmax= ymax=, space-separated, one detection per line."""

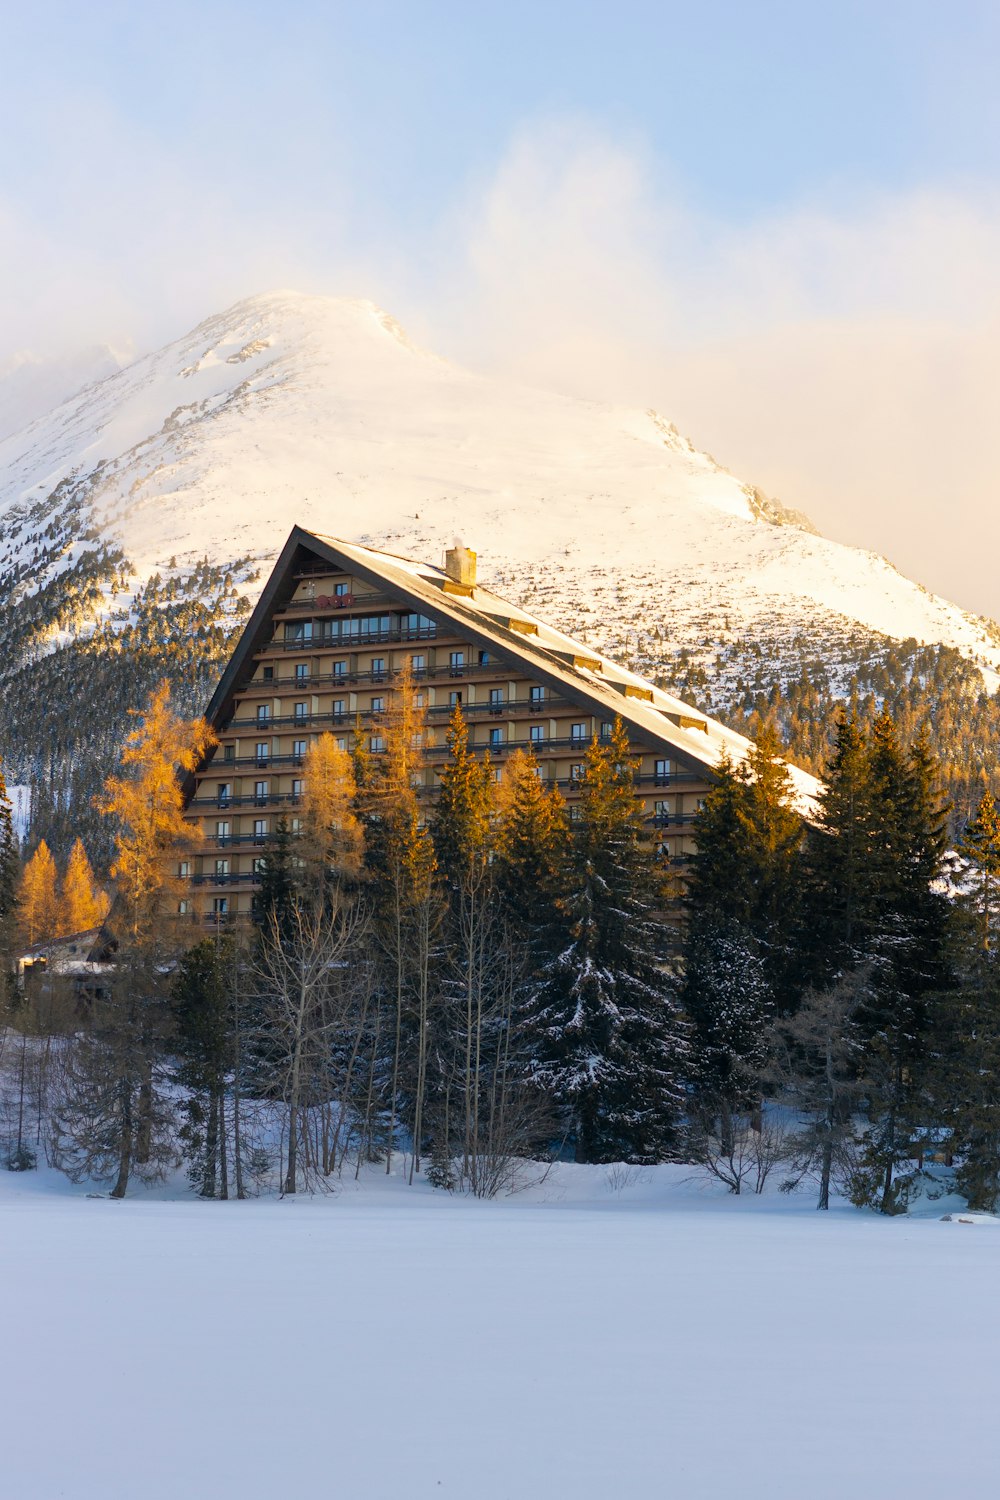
xmin=2 ymin=1 xmax=999 ymax=611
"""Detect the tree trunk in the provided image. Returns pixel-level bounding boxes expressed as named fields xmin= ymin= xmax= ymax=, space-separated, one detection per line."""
xmin=110 ymin=1081 xmax=132 ymax=1199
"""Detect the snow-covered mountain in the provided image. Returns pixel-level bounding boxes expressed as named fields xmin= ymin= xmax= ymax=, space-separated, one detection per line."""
xmin=0 ymin=345 xmax=128 ymax=445
xmin=1 ymin=289 xmax=997 ymax=693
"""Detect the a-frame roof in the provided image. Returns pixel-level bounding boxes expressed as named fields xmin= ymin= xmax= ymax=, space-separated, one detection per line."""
xmin=200 ymin=526 xmax=821 ymax=814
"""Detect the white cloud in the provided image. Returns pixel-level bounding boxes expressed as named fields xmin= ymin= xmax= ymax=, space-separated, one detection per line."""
xmin=420 ymin=120 xmax=1000 ymax=619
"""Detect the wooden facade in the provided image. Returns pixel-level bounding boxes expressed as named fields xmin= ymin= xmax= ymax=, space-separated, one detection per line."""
xmin=179 ymin=527 xmax=775 ymax=922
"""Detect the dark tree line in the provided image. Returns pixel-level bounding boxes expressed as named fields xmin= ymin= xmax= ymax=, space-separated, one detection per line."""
xmin=6 ymin=678 xmax=1000 ymax=1214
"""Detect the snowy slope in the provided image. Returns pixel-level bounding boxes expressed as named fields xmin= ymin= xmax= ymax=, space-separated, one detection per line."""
xmin=2 ymin=289 xmax=998 ymax=683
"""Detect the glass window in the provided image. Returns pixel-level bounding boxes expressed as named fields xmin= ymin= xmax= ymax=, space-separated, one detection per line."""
xmin=370 ymin=696 xmax=384 ymax=713
xmin=293 ymin=739 xmax=307 ymax=760
xmin=253 ymin=819 xmax=268 ymax=840
xmin=411 ymin=654 xmax=426 ymax=672
xmin=252 ymin=857 xmax=266 ymax=874
xmin=479 ymin=650 xmax=491 ymax=666
xmin=371 ymin=657 xmax=386 ymax=679
xmin=255 ymin=742 xmax=269 ymax=765
xmin=217 ymin=783 xmax=231 ymax=805
xmin=530 ymin=724 xmax=545 ymax=744
xmin=655 ymin=758 xmax=671 ymax=785
xmin=449 ymin=651 xmax=465 ymax=673
xmin=178 ymin=860 xmax=190 ymax=878
xmin=334 ymin=582 xmax=348 ymax=597
xmin=213 ymin=897 xmax=229 ymax=917
xmin=284 ymin=621 xmax=313 ymax=642
xmin=294 ymin=702 xmax=308 ymax=721
xmin=332 ymin=699 xmax=346 ymax=718
xmin=570 ymin=763 xmax=585 ymax=782
xmin=223 ymin=744 xmax=235 ymax=761
xmin=571 ymin=722 xmax=588 ymax=742
xmin=216 ymin=821 xmax=230 ymax=840
xmin=262 ymin=665 xmax=274 ymax=681
xmin=529 ymin=685 xmax=544 ymax=707
xmin=489 ymin=727 xmax=504 ymax=748
xmin=333 ymin=660 xmax=347 ymax=677
xmin=291 ymin=779 xmax=304 ymax=799
xmin=215 ymin=859 xmax=230 ymax=878
xmin=257 ymin=704 xmax=271 ymax=723
xmin=294 ymin=663 xmax=310 ymax=681
xmin=404 ymin=613 xmax=435 ymax=635
xmin=448 ymin=690 xmax=462 ymax=708
xmin=489 ymin=688 xmax=504 ymax=707
xmin=178 ymin=900 xmax=191 ymax=915
xmin=369 ymin=735 xmax=386 ymax=753
xmin=654 ymin=800 xmax=670 ymax=824
xmin=254 ymin=781 xmax=268 ymax=803
xmin=600 ymin=720 xmax=613 ymax=739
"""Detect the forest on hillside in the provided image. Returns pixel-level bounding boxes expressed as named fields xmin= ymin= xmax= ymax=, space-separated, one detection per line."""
xmin=2 ymin=674 xmax=1000 ymax=1215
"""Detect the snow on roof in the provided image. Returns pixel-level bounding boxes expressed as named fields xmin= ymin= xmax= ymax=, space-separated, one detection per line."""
xmin=307 ymin=530 xmax=823 ymax=817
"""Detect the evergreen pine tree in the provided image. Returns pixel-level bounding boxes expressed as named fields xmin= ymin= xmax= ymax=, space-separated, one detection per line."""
xmin=957 ymin=788 xmax=1000 ymax=952
xmin=526 ymin=720 xmax=686 ymax=1163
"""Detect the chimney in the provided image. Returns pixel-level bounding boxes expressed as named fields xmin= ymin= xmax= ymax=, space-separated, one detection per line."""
xmin=444 ymin=544 xmax=477 ymax=594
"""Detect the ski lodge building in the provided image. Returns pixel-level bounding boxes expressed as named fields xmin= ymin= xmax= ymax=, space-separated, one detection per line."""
xmin=179 ymin=527 xmax=818 ymax=921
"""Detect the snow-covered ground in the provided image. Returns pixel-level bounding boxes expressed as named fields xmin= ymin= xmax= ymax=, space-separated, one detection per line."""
xmin=3 ymin=1162 xmax=997 ymax=1500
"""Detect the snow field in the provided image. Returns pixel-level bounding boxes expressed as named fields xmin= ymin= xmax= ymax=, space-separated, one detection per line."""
xmin=2 ymin=1164 xmax=998 ymax=1500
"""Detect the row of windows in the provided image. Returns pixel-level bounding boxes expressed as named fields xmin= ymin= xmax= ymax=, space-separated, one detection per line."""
xmin=284 ymin=613 xmax=437 ymax=643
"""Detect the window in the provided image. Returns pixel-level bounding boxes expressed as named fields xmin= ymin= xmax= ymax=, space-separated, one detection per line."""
xmin=293 ymin=739 xmax=307 ymax=761
xmin=254 ymin=781 xmax=268 ymax=804
xmin=223 ymin=744 xmax=235 ymax=761
xmin=449 ymin=651 xmax=465 ymax=674
xmin=253 ymin=819 xmax=268 ymax=842
xmin=370 ymin=657 xmax=386 ymax=680
xmin=215 ymin=859 xmax=230 ymax=878
xmin=290 ymin=817 xmax=303 ymax=834
xmin=294 ymin=663 xmax=310 ymax=681
xmin=570 ymin=763 xmax=585 ymax=782
xmin=257 ymin=704 xmax=271 ymax=723
xmin=478 ymin=650 xmax=491 ymax=666
xmin=654 ymin=800 xmax=671 ymax=826
xmin=369 ymin=735 xmax=386 ymax=753
xmin=291 ymin=779 xmax=304 ymax=799
xmin=252 ymin=857 xmax=266 ymax=875
xmin=534 ymin=765 xmax=546 ymax=781
xmin=530 ymin=724 xmax=545 ymax=745
xmin=332 ymin=699 xmax=346 ymax=719
xmin=489 ymin=727 xmax=504 ymax=749
xmin=294 ymin=701 xmax=308 ymax=722
xmin=488 ymin=688 xmax=504 ymax=710
xmin=411 ymin=653 xmax=427 ymax=673
xmin=600 ymin=721 xmax=614 ymax=740
xmin=262 ymin=665 xmax=274 ymax=681
xmin=284 ymin=621 xmax=314 ymax=643
xmin=178 ymin=860 xmax=190 ymax=878
xmin=571 ymin=722 xmax=589 ymax=743
xmin=217 ymin=783 xmax=232 ymax=806
xmin=493 ymin=768 xmax=502 ymax=783
xmin=569 ymin=804 xmax=582 ymax=821
xmin=327 ymin=614 xmax=390 ymax=640
xmin=333 ymin=659 xmax=347 ymax=677
xmin=336 ymin=736 xmax=348 ymax=752
xmin=448 ymin=690 xmax=462 ymax=708
xmin=212 ymin=897 xmax=229 ymax=918
xmin=178 ymin=899 xmax=191 ymax=915
xmin=255 ymin=742 xmax=269 ymax=766
xmin=334 ymin=582 xmax=348 ymax=597
xmin=529 ymin=685 xmax=545 ymax=710
xmin=404 ymin=613 xmax=435 ymax=636
xmin=655 ymin=758 xmax=671 ymax=786
xmin=370 ymin=696 xmax=384 ymax=713
xmin=216 ymin=820 xmax=230 ymax=842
